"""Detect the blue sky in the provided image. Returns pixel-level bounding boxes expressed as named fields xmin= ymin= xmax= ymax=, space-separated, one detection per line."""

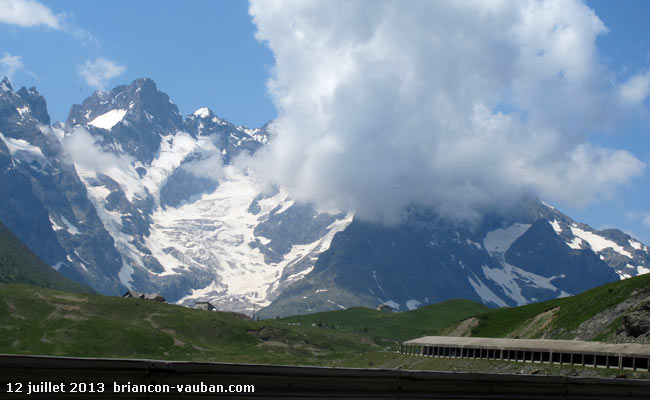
xmin=0 ymin=0 xmax=276 ymax=127
xmin=1 ymin=0 xmax=650 ymax=242
xmin=572 ymin=0 xmax=650 ymax=240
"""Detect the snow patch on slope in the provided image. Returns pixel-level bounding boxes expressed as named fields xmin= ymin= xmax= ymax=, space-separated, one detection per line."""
xmin=326 ymin=299 xmax=346 ymax=309
xmin=567 ymin=237 xmax=584 ymax=250
xmin=468 ymin=274 xmax=508 ymax=307
xmin=150 ymin=165 xmax=352 ymax=309
xmin=0 ymin=132 xmax=46 ymax=159
xmin=481 ymin=263 xmax=566 ymax=306
xmin=183 ymin=280 xmax=220 ymax=300
xmin=49 ymin=215 xmax=64 ymax=231
xmin=60 ymin=216 xmax=80 ymax=235
xmin=483 ymin=223 xmax=531 ymax=256
xmin=549 ymin=219 xmax=562 ymax=234
xmin=88 ymin=109 xmax=127 ymax=130
xmin=118 ymin=260 xmax=134 ymax=289
xmin=541 ymin=201 xmax=555 ymax=210
xmin=570 ymin=226 xmax=633 ymax=258
xmin=637 ymin=266 xmax=650 ymax=275
xmin=75 ymin=167 xmax=145 ymax=283
xmin=285 ymin=266 xmax=315 ymax=283
xmin=16 ymin=106 xmax=29 ymax=118
xmin=629 ymin=239 xmax=643 ymax=251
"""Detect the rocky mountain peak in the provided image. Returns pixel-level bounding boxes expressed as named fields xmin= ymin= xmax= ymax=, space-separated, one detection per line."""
xmin=0 ymin=78 xmax=56 ymax=154
xmin=66 ymin=78 xmax=182 ymax=129
xmin=65 ymin=78 xmax=186 ymax=163
xmin=1 ymin=76 xmax=13 ymax=92
xmin=16 ymin=86 xmax=50 ymax=125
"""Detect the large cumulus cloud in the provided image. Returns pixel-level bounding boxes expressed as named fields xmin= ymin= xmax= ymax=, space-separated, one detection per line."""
xmin=249 ymin=0 xmax=646 ymax=223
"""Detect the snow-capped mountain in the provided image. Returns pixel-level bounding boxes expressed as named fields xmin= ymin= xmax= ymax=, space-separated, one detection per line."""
xmin=60 ymin=78 xmax=351 ymax=312
xmin=261 ymin=197 xmax=650 ymax=317
xmin=1 ymin=76 xmax=649 ymax=317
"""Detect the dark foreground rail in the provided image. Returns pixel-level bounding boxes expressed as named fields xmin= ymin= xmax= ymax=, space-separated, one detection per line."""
xmin=1 ymin=354 xmax=650 ymax=399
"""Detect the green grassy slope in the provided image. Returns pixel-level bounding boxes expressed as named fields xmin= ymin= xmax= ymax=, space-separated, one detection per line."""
xmin=277 ymin=299 xmax=488 ymax=341
xmin=0 ymin=284 xmax=389 ymax=365
xmin=462 ymin=272 xmax=650 ymax=339
xmin=0 ymin=222 xmax=92 ymax=293
xmin=3 ymin=275 xmax=650 ymax=379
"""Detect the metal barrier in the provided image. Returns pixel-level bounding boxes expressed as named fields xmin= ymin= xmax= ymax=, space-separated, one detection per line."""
xmin=1 ymin=354 xmax=650 ymax=399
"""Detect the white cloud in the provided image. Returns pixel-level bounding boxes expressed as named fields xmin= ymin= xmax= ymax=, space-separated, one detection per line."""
xmin=0 ymin=52 xmax=23 ymax=80
xmin=619 ymin=71 xmax=650 ymax=106
xmin=63 ymin=128 xmax=135 ymax=172
xmin=62 ymin=128 xmax=146 ymax=202
xmin=0 ymin=0 xmax=62 ymax=29
xmin=182 ymin=154 xmax=224 ymax=182
xmin=0 ymin=0 xmax=97 ymax=45
xmin=249 ymin=0 xmax=646 ymax=223
xmin=77 ymin=58 xmax=126 ymax=90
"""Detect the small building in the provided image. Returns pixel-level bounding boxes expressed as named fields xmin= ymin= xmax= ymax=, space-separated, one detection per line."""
xmin=195 ymin=301 xmax=216 ymax=311
xmin=122 ymin=290 xmax=166 ymax=302
xmin=376 ymin=304 xmax=393 ymax=313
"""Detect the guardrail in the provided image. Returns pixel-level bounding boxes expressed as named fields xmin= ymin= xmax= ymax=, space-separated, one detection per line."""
xmin=1 ymin=354 xmax=650 ymax=399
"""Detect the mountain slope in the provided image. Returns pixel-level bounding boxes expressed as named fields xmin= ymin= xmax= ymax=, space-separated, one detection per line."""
xmin=2 ymin=76 xmax=649 ymax=317
xmin=0 ymin=76 xmax=351 ymax=312
xmin=442 ymin=272 xmax=650 ymax=342
xmin=0 ymin=77 xmax=125 ymax=294
xmin=0 ymin=220 xmax=93 ymax=293
xmin=61 ymin=78 xmax=352 ymax=312
xmin=262 ymin=198 xmax=648 ymax=317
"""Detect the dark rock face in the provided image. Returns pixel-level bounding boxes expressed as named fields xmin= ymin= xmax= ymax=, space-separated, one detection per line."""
xmin=159 ymin=155 xmax=220 ymax=208
xmin=183 ymin=109 xmax=267 ymax=163
xmin=67 ymin=78 xmax=184 ymax=163
xmin=0 ymin=77 xmax=125 ymax=294
xmin=16 ymin=86 xmax=50 ymax=125
xmin=253 ymin=204 xmax=345 ymax=263
xmin=621 ymin=297 xmax=650 ymax=338
xmin=0 ymin=166 xmax=68 ymax=266
xmin=262 ymin=198 xmax=650 ymax=318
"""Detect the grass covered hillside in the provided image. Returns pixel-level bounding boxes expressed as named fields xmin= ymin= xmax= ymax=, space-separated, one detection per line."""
xmin=0 ymin=222 xmax=92 ymax=294
xmin=0 ymin=284 xmax=484 ymax=366
xmin=2 ymin=276 xmax=649 ymax=379
xmin=277 ymin=299 xmax=488 ymax=341
xmin=0 ymin=283 xmax=393 ymax=365
xmin=443 ymin=272 xmax=650 ymax=342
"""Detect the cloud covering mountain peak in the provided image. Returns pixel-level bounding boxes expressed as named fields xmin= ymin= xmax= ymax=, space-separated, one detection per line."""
xmin=249 ymin=0 xmax=646 ymax=223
